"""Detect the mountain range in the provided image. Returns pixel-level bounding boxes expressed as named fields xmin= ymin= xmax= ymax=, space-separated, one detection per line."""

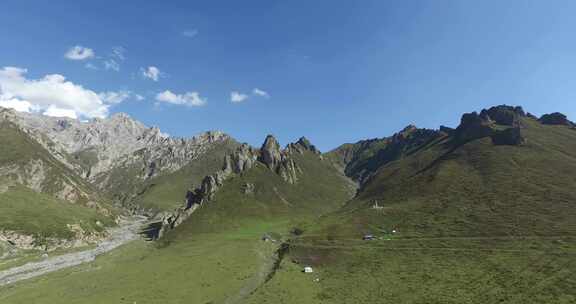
xmin=0 ymin=105 xmax=575 ymax=303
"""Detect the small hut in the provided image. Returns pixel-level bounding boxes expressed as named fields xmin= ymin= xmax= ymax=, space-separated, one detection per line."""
xmin=363 ymin=234 xmax=376 ymax=240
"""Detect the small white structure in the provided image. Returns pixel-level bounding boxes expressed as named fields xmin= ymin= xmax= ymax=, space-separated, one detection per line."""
xmin=371 ymin=200 xmax=384 ymax=210
xmin=304 ymin=266 xmax=314 ymax=273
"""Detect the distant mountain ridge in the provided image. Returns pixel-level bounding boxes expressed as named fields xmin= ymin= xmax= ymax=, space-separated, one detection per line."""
xmin=322 ymin=105 xmax=576 ymax=238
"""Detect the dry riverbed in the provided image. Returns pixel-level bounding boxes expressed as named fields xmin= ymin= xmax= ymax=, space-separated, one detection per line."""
xmin=0 ymin=216 xmax=147 ymax=287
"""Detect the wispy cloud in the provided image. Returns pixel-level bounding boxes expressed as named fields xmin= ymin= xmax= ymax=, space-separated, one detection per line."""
xmin=103 ymin=46 xmax=126 ymax=71
xmin=155 ymin=90 xmax=206 ymax=107
xmin=99 ymin=90 xmax=133 ymax=104
xmin=182 ymin=29 xmax=199 ymax=38
xmin=103 ymin=59 xmax=120 ymax=71
xmin=141 ymin=66 xmax=162 ymax=81
xmin=253 ymin=88 xmax=270 ymax=98
xmin=111 ymin=46 xmax=126 ymax=61
xmin=84 ymin=62 xmax=99 ymax=70
xmin=230 ymin=91 xmax=249 ymax=103
xmin=65 ymin=46 xmax=95 ymax=61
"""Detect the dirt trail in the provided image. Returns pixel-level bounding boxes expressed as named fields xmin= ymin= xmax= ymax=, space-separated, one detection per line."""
xmin=223 ymin=242 xmax=287 ymax=304
xmin=0 ymin=216 xmax=147 ymax=287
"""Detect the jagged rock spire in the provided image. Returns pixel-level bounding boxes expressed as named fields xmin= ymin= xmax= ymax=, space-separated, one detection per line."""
xmin=259 ymin=135 xmax=282 ymax=169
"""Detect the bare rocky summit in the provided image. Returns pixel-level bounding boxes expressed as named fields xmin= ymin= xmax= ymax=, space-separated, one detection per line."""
xmin=0 ymin=107 xmax=230 ymax=189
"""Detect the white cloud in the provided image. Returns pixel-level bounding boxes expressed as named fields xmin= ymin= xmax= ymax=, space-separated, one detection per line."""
xmin=135 ymin=94 xmax=145 ymax=101
xmin=0 ymin=98 xmax=34 ymax=113
xmin=43 ymin=105 xmax=78 ymax=119
xmin=103 ymin=59 xmax=120 ymax=71
xmin=65 ymin=46 xmax=95 ymax=61
xmin=182 ymin=29 xmax=198 ymax=38
xmin=253 ymin=88 xmax=270 ymax=98
xmin=0 ymin=66 xmax=110 ymax=118
xmin=230 ymin=91 xmax=249 ymax=103
xmin=155 ymin=90 xmax=206 ymax=107
xmin=141 ymin=66 xmax=161 ymax=81
xmin=99 ymin=90 xmax=132 ymax=104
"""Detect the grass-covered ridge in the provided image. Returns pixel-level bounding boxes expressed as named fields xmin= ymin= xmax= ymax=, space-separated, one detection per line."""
xmin=0 ymin=184 xmax=112 ymax=239
xmin=0 ymin=122 xmax=116 ymax=241
xmin=318 ymin=117 xmax=576 ymax=239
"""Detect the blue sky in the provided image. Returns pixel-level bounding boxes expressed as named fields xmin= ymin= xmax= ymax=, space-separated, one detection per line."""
xmin=1 ymin=1 xmax=576 ymax=150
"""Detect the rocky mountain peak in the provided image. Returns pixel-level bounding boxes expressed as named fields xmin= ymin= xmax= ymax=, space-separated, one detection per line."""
xmin=255 ymin=135 xmax=301 ymax=184
xmin=391 ymin=124 xmax=418 ymax=143
xmin=480 ymin=105 xmax=525 ymax=126
xmin=285 ymin=136 xmax=321 ymax=155
xmin=259 ymin=135 xmax=282 ymax=169
xmin=455 ymin=107 xmax=528 ymax=146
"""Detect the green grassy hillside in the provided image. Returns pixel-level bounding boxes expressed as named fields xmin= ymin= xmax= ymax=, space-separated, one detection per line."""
xmin=0 ymin=142 xmax=352 ymax=304
xmin=163 ymin=149 xmax=353 ymax=237
xmin=3 ymin=107 xmax=576 ymax=304
xmin=0 ymin=183 xmax=112 ymax=240
xmin=320 ymin=117 xmax=576 ymax=238
xmin=0 ymin=122 xmax=98 ymax=202
xmin=0 ymin=122 xmax=116 ymax=240
xmin=247 ymin=109 xmax=576 ymax=304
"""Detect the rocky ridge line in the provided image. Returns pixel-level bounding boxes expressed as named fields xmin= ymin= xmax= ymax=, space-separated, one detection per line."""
xmin=147 ymin=136 xmax=322 ymax=239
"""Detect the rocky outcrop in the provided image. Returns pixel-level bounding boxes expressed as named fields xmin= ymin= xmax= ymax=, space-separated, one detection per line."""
xmin=455 ymin=106 xmax=529 ymax=145
xmin=259 ymin=135 xmax=283 ymax=170
xmin=481 ymin=105 xmax=525 ymax=127
xmin=539 ymin=112 xmax=574 ymax=126
xmin=286 ymin=137 xmax=320 ymax=155
xmin=259 ymin=135 xmax=303 ymax=184
xmin=454 ymin=105 xmax=527 ymax=145
xmin=491 ymin=127 xmax=525 ymax=145
xmin=455 ymin=111 xmax=495 ymax=142
xmin=223 ymin=144 xmax=258 ymax=174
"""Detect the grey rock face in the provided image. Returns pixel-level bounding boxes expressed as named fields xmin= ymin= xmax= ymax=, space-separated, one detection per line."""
xmin=0 ymin=107 xmax=229 ymax=188
xmin=491 ymin=127 xmax=526 ymax=145
xmin=481 ymin=105 xmax=525 ymax=127
xmin=259 ymin=135 xmax=282 ymax=170
xmin=455 ymin=111 xmax=495 ymax=142
xmin=224 ymin=144 xmax=257 ymax=174
xmin=286 ymin=137 xmax=321 ymax=157
xmin=258 ymin=135 xmax=308 ymax=184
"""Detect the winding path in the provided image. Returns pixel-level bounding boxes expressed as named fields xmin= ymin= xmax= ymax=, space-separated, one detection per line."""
xmin=0 ymin=216 xmax=147 ymax=287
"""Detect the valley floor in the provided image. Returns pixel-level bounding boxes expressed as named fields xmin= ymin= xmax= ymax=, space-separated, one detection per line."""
xmin=1 ymin=226 xmax=575 ymax=303
xmin=0 ymin=216 xmax=146 ymax=287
